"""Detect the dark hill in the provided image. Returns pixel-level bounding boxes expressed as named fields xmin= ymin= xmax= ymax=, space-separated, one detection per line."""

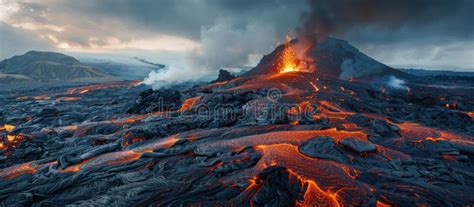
xmin=0 ymin=51 xmax=112 ymax=82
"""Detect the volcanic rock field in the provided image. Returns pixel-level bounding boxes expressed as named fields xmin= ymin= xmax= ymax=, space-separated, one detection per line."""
xmin=0 ymin=67 xmax=473 ymax=206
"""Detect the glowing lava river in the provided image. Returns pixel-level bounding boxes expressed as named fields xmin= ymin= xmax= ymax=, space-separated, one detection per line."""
xmin=0 ymin=71 xmax=473 ymax=206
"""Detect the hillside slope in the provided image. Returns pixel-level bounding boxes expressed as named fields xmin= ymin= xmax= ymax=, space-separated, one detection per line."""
xmin=0 ymin=51 xmax=113 ymax=82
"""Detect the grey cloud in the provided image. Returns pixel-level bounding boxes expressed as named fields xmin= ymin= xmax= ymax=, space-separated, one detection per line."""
xmin=299 ymin=0 xmax=474 ymax=43
xmin=189 ymin=17 xmax=277 ymax=71
xmin=6 ymin=0 xmax=306 ymax=70
xmin=296 ymin=0 xmax=474 ymax=70
xmin=0 ymin=22 xmax=55 ymax=60
xmin=9 ymin=1 xmax=49 ymax=23
xmin=58 ymin=0 xmax=306 ymax=41
xmin=2 ymin=0 xmax=473 ymax=70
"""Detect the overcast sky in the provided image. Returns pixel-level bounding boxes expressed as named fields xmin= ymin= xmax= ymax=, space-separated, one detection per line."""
xmin=1 ymin=0 xmax=473 ymax=71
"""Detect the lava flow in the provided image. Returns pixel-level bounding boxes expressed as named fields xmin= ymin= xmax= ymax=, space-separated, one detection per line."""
xmin=252 ymin=143 xmax=368 ymax=206
xmin=0 ymin=124 xmax=15 ymax=132
xmin=67 ymin=80 xmax=142 ymax=94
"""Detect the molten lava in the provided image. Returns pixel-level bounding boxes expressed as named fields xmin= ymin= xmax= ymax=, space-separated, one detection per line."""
xmin=2 ymin=124 xmax=16 ymax=132
xmin=16 ymin=95 xmax=51 ymax=100
xmin=0 ymin=162 xmax=37 ymax=179
xmin=67 ymin=80 xmax=142 ymax=95
xmin=179 ymin=96 xmax=201 ymax=112
xmin=467 ymin=112 xmax=474 ymax=118
xmin=249 ymin=143 xmax=369 ymax=206
xmin=60 ymin=97 xmax=81 ymax=101
xmin=279 ymin=34 xmax=300 ymax=74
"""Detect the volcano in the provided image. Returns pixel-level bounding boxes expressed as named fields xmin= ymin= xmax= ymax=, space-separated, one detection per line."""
xmin=0 ymin=37 xmax=473 ymax=206
xmin=245 ymin=35 xmax=409 ymax=80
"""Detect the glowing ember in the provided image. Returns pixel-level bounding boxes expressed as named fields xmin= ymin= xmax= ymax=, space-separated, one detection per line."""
xmin=16 ymin=95 xmax=51 ymax=100
xmin=444 ymin=102 xmax=457 ymax=109
xmin=4 ymin=134 xmax=28 ymax=146
xmin=60 ymin=97 xmax=81 ymax=101
xmin=7 ymin=135 xmax=16 ymax=142
xmin=466 ymin=112 xmax=474 ymax=118
xmin=309 ymin=81 xmax=320 ymax=92
xmin=3 ymin=124 xmax=16 ymax=132
xmin=424 ymin=137 xmax=446 ymax=142
xmin=79 ymin=89 xmax=90 ymax=94
xmin=67 ymin=80 xmax=142 ymax=95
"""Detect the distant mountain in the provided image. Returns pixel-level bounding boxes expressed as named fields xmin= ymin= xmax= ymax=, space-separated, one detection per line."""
xmin=399 ymin=68 xmax=474 ymax=87
xmin=244 ymin=35 xmax=410 ymax=80
xmin=71 ymin=53 xmax=165 ymax=80
xmin=400 ymin=68 xmax=474 ymax=77
xmin=0 ymin=51 xmax=113 ymax=82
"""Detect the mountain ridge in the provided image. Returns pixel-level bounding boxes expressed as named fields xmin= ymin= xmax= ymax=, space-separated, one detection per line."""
xmin=0 ymin=51 xmax=114 ymax=82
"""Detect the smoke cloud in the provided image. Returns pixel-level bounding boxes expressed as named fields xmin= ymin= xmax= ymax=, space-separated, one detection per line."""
xmin=298 ymin=0 xmax=472 ymax=40
xmin=141 ymin=62 xmax=215 ymax=90
xmin=141 ymin=3 xmax=307 ymax=89
xmin=188 ymin=18 xmax=277 ymax=74
xmin=142 ymin=17 xmax=283 ymax=89
xmin=386 ymin=76 xmax=407 ymax=90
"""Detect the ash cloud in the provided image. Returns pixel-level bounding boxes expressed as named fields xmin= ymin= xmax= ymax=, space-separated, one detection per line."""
xmin=298 ymin=0 xmax=474 ymax=40
xmin=0 ymin=22 xmax=54 ymax=60
xmin=142 ymin=18 xmax=279 ymax=89
xmin=188 ymin=18 xmax=278 ymax=73
xmin=386 ymin=76 xmax=407 ymax=90
xmin=297 ymin=0 xmax=474 ymax=71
